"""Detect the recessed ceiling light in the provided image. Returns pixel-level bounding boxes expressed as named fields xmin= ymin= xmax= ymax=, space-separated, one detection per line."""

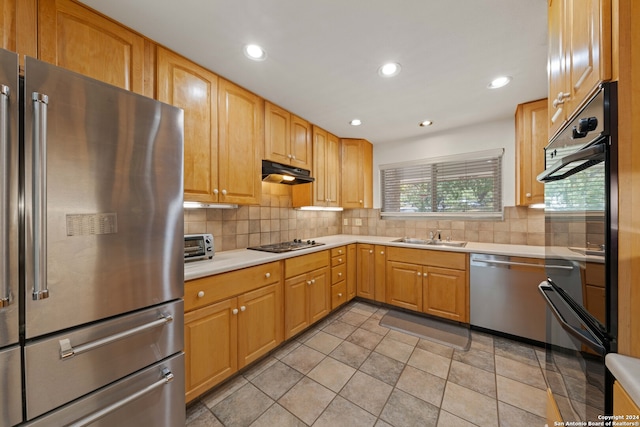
xmin=349 ymin=119 xmax=362 ymax=126
xmin=488 ymin=76 xmax=512 ymax=89
xmin=378 ymin=62 xmax=401 ymax=77
xmin=243 ymin=44 xmax=267 ymax=61
xmin=419 ymin=120 xmax=433 ymax=127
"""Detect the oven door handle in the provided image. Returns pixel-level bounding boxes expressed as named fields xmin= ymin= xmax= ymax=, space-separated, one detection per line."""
xmin=537 ymin=142 xmax=605 ymax=183
xmin=538 ymin=283 xmax=605 ymax=355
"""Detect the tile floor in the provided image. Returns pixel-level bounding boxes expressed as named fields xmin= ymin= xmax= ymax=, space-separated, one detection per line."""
xmin=185 ymin=301 xmax=548 ymax=427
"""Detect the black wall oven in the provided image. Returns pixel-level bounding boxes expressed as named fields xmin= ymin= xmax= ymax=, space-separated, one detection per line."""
xmin=537 ymin=82 xmax=617 ymax=421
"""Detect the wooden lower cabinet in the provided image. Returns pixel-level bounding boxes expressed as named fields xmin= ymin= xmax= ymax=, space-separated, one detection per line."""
xmin=184 ymin=262 xmax=282 ymax=402
xmin=385 ymin=247 xmax=469 ymax=323
xmin=346 ymin=244 xmax=357 ymax=300
xmin=330 ymin=246 xmax=349 ymax=309
xmin=356 ymin=243 xmax=386 ymax=301
xmin=284 ymin=251 xmax=330 ymax=339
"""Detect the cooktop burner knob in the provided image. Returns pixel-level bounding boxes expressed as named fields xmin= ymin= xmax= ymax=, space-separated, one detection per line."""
xmin=294 ymin=239 xmax=300 ymax=243
xmin=311 ymin=240 xmax=316 ymax=244
xmin=306 ymin=240 xmax=311 ymax=244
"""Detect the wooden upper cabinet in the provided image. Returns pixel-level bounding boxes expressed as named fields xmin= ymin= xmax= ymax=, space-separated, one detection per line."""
xmin=264 ymin=101 xmax=312 ymax=170
xmin=292 ymin=125 xmax=341 ymax=207
xmin=547 ymin=0 xmax=611 ymax=138
xmin=515 ymin=99 xmax=548 ymax=206
xmin=38 ymin=0 xmax=152 ymax=96
xmin=157 ymin=47 xmax=218 ymax=203
xmin=1 ymin=0 xmax=37 ymax=63
xmin=341 ymin=138 xmax=373 ymax=208
xmin=218 ymin=78 xmax=264 ymax=205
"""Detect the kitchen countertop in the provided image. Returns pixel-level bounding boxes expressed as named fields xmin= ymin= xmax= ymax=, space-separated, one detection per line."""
xmin=606 ymin=353 xmax=640 ymax=407
xmin=185 ymin=234 xmax=549 ymax=281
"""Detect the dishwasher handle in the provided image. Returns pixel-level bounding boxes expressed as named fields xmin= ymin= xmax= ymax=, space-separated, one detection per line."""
xmin=471 ymin=258 xmax=573 ymax=270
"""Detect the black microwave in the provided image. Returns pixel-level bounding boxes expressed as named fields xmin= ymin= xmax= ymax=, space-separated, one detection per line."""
xmin=184 ymin=234 xmax=214 ymax=262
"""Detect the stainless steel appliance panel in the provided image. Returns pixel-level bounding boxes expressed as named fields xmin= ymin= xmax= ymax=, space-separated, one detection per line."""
xmin=23 ymin=56 xmax=184 ymax=339
xmin=0 ymin=346 xmax=22 ymax=427
xmin=0 ymin=49 xmax=19 ymax=349
xmin=25 ymin=299 xmax=184 ymax=419
xmin=24 ymin=352 xmax=185 ymax=427
xmin=470 ymin=253 xmax=550 ymax=342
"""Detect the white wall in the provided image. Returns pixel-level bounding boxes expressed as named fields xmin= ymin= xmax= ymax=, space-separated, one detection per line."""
xmin=372 ymin=118 xmax=516 ymax=209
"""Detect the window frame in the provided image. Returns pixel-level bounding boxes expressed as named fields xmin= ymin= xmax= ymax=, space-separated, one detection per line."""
xmin=379 ymin=148 xmax=505 ymax=219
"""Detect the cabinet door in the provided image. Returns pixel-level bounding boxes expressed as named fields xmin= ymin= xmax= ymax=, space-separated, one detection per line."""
xmin=290 ymin=114 xmax=312 ymax=170
xmin=423 ymin=267 xmax=468 ymax=322
xmin=157 ymin=47 xmax=219 ymax=203
xmin=237 ymin=283 xmax=283 ymax=368
xmin=548 ymin=0 xmax=567 ymax=136
xmin=386 ymin=261 xmax=422 ymax=311
xmin=38 ymin=0 xmax=150 ymax=96
xmin=311 ymin=126 xmax=329 ymax=206
xmin=375 ymin=246 xmax=387 ymax=303
xmin=356 ymin=244 xmax=375 ymax=299
xmin=184 ymin=298 xmax=237 ymax=402
xmin=341 ymin=139 xmax=364 ymax=209
xmin=308 ymin=267 xmax=330 ymax=324
xmin=516 ymin=99 xmax=548 ymax=206
xmin=326 ymin=133 xmax=341 ymax=207
xmin=566 ymin=0 xmax=611 ymax=117
xmin=264 ymin=101 xmax=291 ymax=165
xmin=218 ymin=78 xmax=264 ymax=205
xmin=284 ymin=273 xmax=309 ymax=339
xmin=346 ymin=244 xmax=357 ymax=300
xmin=1 ymin=0 xmax=37 ymax=62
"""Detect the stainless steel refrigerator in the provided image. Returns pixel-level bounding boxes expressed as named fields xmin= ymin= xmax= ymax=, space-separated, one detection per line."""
xmin=0 ymin=49 xmax=185 ymax=426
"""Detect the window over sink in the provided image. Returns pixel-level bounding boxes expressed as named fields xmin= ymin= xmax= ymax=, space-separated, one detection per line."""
xmin=380 ymin=148 xmax=504 ymax=218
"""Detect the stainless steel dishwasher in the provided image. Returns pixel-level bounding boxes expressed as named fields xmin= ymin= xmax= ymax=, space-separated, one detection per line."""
xmin=470 ymin=253 xmax=577 ymax=343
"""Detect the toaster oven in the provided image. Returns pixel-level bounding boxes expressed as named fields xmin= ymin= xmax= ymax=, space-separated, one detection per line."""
xmin=184 ymin=234 xmax=214 ymax=262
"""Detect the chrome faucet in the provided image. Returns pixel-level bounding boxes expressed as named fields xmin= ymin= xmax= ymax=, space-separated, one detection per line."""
xmin=429 ymin=230 xmax=442 ymax=241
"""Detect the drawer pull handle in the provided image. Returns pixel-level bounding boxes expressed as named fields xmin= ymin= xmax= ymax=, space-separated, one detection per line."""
xmin=338 ymin=258 xmax=343 ymax=262
xmin=197 ymin=291 xmax=205 ymax=298
xmin=338 ymin=293 xmax=343 ymax=297
xmin=338 ymin=272 xmax=342 ymax=277
xmin=265 ymin=272 xmax=271 ymax=279
xmin=338 ymin=250 xmax=343 ymax=254
xmin=59 ymin=314 xmax=173 ymax=360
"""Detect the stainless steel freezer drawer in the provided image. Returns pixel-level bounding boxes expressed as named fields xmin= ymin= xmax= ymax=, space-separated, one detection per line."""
xmin=24 ymin=299 xmax=184 ymax=420
xmin=24 ymin=352 xmax=185 ymax=427
xmin=0 ymin=345 xmax=22 ymax=427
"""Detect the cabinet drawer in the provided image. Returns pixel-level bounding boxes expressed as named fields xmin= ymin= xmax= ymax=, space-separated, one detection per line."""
xmin=185 ymin=262 xmax=281 ymax=312
xmin=285 ymin=251 xmax=329 ymax=278
xmin=331 ymin=254 xmax=346 ymax=267
xmin=332 ymin=263 xmax=346 ymax=284
xmin=331 ymin=281 xmax=347 ymax=309
xmin=386 ymin=246 xmax=467 ymax=270
xmin=331 ymin=246 xmax=346 ymax=257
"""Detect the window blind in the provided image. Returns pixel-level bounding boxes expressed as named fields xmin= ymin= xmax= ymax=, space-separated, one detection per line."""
xmin=380 ymin=149 xmax=503 ymax=216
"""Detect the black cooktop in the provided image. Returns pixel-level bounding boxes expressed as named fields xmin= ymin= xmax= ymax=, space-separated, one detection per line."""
xmin=247 ymin=239 xmax=325 ymax=253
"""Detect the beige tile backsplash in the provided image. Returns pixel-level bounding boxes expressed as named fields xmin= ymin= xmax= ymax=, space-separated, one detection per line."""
xmin=184 ymin=184 xmax=546 ymax=252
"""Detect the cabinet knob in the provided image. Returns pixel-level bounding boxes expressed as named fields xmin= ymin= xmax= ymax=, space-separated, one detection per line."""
xmin=338 ymin=258 xmax=343 ymax=263
xmin=232 ymin=308 xmax=238 ymax=315
xmin=380 ymin=251 xmax=384 ymax=255
xmin=265 ymin=272 xmax=271 ymax=278
xmin=338 ymin=293 xmax=343 ymax=297
xmin=292 ymin=155 xmax=296 ymax=160
xmin=221 ymin=189 xmax=227 ymax=196
xmin=311 ymin=279 xmax=316 ymax=284
xmin=288 ymin=154 xmax=292 ymax=158
xmin=338 ymin=272 xmax=342 ymax=277
xmin=213 ymin=189 xmax=219 ymax=195
xmin=197 ymin=291 xmax=205 ymax=298
xmin=424 ymin=272 xmax=428 ymax=277
xmin=338 ymin=250 xmax=343 ymax=254
xmin=369 ymin=250 xmax=373 ymax=254
xmin=240 ymin=305 xmax=246 ymax=312
xmin=307 ymin=280 xmax=312 ymax=285
xmin=359 ymin=200 xmax=363 ymax=204
xmin=526 ymin=192 xmax=532 ymax=198
xmin=417 ymin=272 xmax=421 ymax=276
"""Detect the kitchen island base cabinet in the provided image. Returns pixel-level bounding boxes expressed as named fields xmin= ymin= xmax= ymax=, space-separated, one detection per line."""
xmin=385 ymin=247 xmax=469 ymax=323
xmin=183 ymin=262 xmax=282 ymax=402
xmin=284 ymin=251 xmax=330 ymax=339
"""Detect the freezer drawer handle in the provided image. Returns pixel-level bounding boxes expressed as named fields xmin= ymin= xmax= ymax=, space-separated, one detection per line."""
xmin=59 ymin=314 xmax=173 ymax=359
xmin=32 ymin=92 xmax=49 ymax=301
xmin=67 ymin=367 xmax=174 ymax=427
xmin=472 ymin=258 xmax=574 ymax=270
xmin=0 ymin=84 xmax=10 ymax=308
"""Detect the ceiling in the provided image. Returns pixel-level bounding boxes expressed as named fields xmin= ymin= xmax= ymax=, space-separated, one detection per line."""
xmin=78 ymin=0 xmax=548 ymax=145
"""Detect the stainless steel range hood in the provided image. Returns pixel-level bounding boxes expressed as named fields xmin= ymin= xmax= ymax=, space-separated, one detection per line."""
xmin=262 ymin=160 xmax=314 ymax=185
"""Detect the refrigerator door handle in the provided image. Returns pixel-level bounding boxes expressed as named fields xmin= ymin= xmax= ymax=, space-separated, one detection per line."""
xmin=32 ymin=92 xmax=49 ymax=301
xmin=66 ymin=367 xmax=174 ymax=427
xmin=0 ymin=84 xmax=10 ymax=308
xmin=59 ymin=314 xmax=174 ymax=359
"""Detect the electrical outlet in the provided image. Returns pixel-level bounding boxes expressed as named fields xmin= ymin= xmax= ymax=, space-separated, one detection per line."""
xmin=343 ymin=218 xmax=349 ymax=226
xmin=354 ymin=218 xmax=363 ymax=226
